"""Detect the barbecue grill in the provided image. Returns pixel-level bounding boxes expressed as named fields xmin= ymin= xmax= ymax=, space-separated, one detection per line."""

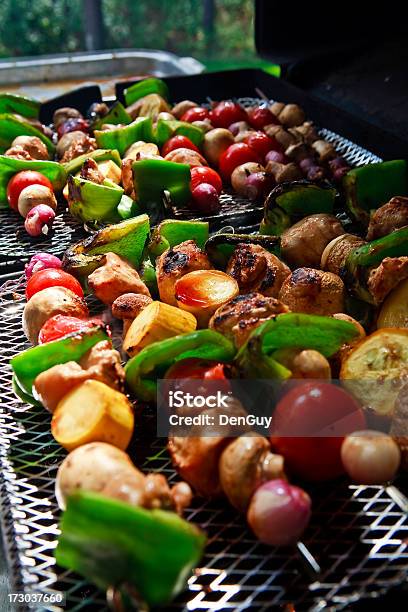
xmin=0 ymin=43 xmax=407 ymax=612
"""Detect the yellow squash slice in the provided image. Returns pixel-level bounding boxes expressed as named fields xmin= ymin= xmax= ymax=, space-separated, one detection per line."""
xmin=340 ymin=328 xmax=408 ymax=416
xmin=51 ymin=379 xmax=134 ymax=451
xmin=377 ymin=278 xmax=408 ymax=329
xmin=123 ymin=300 xmax=197 ymax=357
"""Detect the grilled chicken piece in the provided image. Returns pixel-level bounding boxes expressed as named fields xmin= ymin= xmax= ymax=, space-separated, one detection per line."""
xmin=88 ymin=252 xmax=151 ymax=305
xmin=34 ymin=341 xmax=125 ymax=413
xmin=156 ymin=240 xmax=212 ymax=306
xmin=279 ymin=268 xmax=345 ymax=315
xmin=79 ymin=157 xmax=104 ymax=184
xmin=11 ymin=136 xmax=49 ymax=160
xmin=5 ymin=146 xmax=33 ymax=160
xmin=60 ymin=133 xmax=96 ymax=163
xmin=168 ymin=397 xmax=250 ymax=497
xmin=209 ymin=292 xmax=289 ymax=347
xmin=367 ymin=257 xmax=408 ymax=304
xmin=226 ymin=244 xmax=290 ymax=298
xmin=366 ymin=197 xmax=408 ymax=240
xmin=121 ymin=158 xmax=136 ymax=198
xmin=80 ymin=340 xmax=125 ymax=391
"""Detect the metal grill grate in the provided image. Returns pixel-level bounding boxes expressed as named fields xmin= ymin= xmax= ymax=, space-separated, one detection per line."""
xmin=0 ymin=99 xmax=407 ymax=612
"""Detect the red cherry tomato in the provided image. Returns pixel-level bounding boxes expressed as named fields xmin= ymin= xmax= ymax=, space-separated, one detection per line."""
xmin=210 ymin=101 xmax=247 ymax=128
xmin=219 ymin=143 xmax=261 ymax=181
xmin=7 ymin=171 xmax=53 ymax=212
xmin=244 ymin=131 xmax=276 ymax=159
xmin=162 ymin=135 xmax=200 ymax=156
xmin=26 ymin=268 xmax=84 ymax=300
xmin=270 ymin=382 xmax=366 ymax=481
xmin=190 ymin=166 xmax=223 ymax=194
xmin=180 ymin=107 xmax=210 ymax=123
xmin=165 ymin=358 xmax=228 ymax=380
xmin=247 ymin=106 xmax=280 ymax=129
xmin=164 ymin=358 xmax=231 ymax=410
xmin=38 ymin=314 xmax=105 ymax=344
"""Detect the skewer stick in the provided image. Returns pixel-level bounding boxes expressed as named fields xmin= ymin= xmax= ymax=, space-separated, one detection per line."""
xmin=296 ymin=541 xmax=321 ymax=578
xmin=255 ymin=87 xmax=270 ymax=103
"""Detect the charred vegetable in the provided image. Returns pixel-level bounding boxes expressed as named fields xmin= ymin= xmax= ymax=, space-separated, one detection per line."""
xmin=125 ymin=329 xmax=235 ymax=401
xmin=236 ymin=313 xmax=360 ymax=379
xmin=205 ymin=233 xmax=281 ymax=268
xmin=11 ymin=325 xmax=109 ymax=402
xmin=62 ymin=149 xmax=121 ymax=176
xmin=67 ymin=176 xmax=123 ymax=223
xmin=343 ymin=227 xmax=408 ymax=303
xmin=261 ymin=180 xmax=337 ymax=236
xmin=0 ymin=113 xmax=55 ymax=155
xmin=62 ymin=214 xmax=150 ymax=282
xmin=148 ymin=220 xmax=209 ymax=260
xmin=343 ymin=160 xmax=408 ymax=226
xmin=56 ymin=490 xmax=205 ymax=607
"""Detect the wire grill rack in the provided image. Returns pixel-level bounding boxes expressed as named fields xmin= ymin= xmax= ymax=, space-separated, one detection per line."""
xmin=0 ymin=99 xmax=406 ymax=612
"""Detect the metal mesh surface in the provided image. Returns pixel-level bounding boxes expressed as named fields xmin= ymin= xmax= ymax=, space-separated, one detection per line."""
xmin=0 ymin=98 xmax=407 ymax=612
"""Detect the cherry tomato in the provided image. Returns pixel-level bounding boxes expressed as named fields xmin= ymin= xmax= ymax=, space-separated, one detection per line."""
xmin=244 ymin=131 xmax=276 ymax=159
xmin=247 ymin=106 xmax=280 ymax=129
xmin=270 ymin=382 xmax=366 ymax=481
xmin=162 ymin=135 xmax=200 ymax=156
xmin=164 ymin=358 xmax=231 ymax=410
xmin=26 ymin=268 xmax=84 ymax=300
xmin=38 ymin=314 xmax=105 ymax=344
xmin=219 ymin=143 xmax=261 ymax=181
xmin=180 ymin=107 xmax=210 ymax=123
xmin=190 ymin=166 xmax=223 ymax=194
xmin=7 ymin=171 xmax=53 ymax=212
xmin=210 ymin=101 xmax=247 ymax=128
xmin=165 ymin=358 xmax=228 ymax=380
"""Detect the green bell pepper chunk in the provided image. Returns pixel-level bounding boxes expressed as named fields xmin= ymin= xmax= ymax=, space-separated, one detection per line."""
xmin=205 ymin=233 xmax=281 ymax=268
xmin=149 ymin=219 xmax=209 ymax=260
xmin=0 ymin=155 xmax=66 ymax=206
xmin=155 ymin=118 xmax=204 ymax=148
xmin=139 ymin=258 xmax=158 ymax=295
xmin=124 ymin=77 xmax=169 ymax=107
xmin=259 ymin=206 xmax=291 ymax=236
xmin=95 ymin=117 xmax=154 ymax=157
xmin=63 ymin=215 xmax=150 ymax=280
xmin=68 ymin=175 xmax=123 ymax=223
xmin=56 ymin=491 xmax=205 ymax=607
xmin=274 ymin=181 xmax=336 ymax=216
xmin=117 ymin=194 xmax=143 ymax=220
xmin=0 ymin=113 xmax=55 ymax=155
xmin=92 ymin=101 xmax=131 ymax=130
xmin=11 ymin=326 xmax=109 ymax=399
xmin=63 ymin=148 xmax=121 ymax=175
xmin=125 ymin=330 xmax=236 ymax=402
xmin=133 ymin=158 xmax=191 ymax=210
xmin=236 ymin=313 xmax=359 ymax=379
xmin=343 ymin=226 xmax=408 ymax=303
xmin=343 ymin=160 xmax=408 ymax=226
xmin=0 ymin=93 xmax=40 ymax=118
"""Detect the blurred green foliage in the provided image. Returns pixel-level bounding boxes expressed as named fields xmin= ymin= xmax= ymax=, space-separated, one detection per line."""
xmin=0 ymin=0 xmax=256 ymax=61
